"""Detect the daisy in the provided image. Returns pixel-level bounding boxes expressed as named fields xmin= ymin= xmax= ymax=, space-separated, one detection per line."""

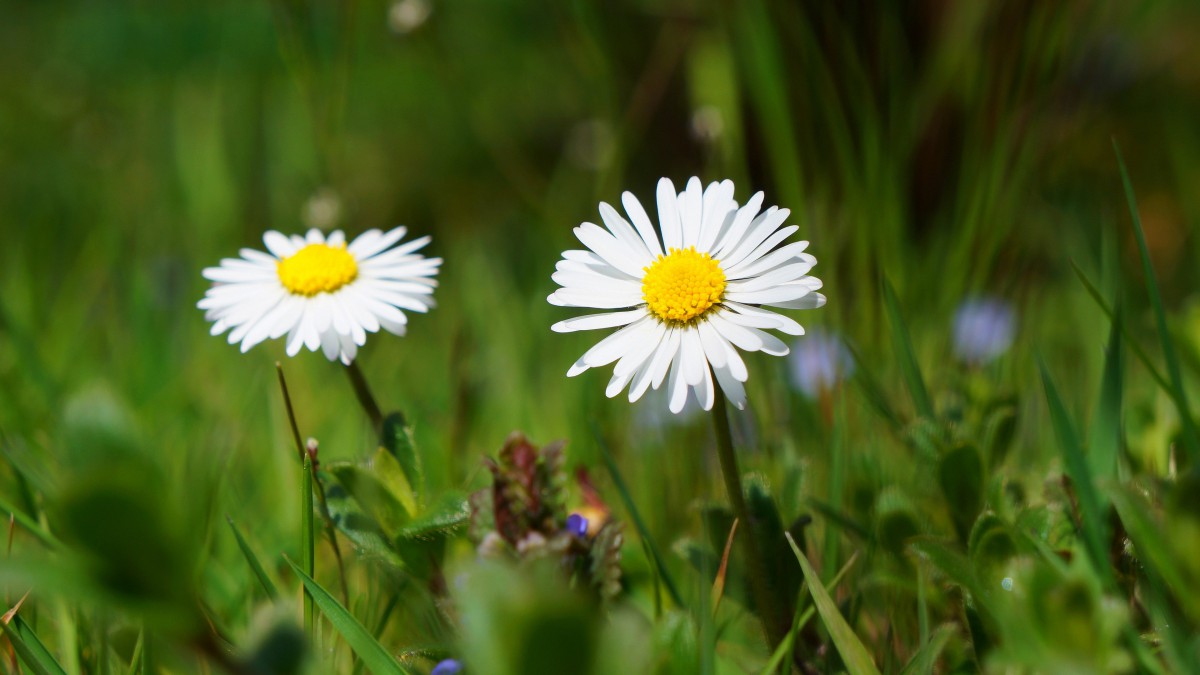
xmin=199 ymin=227 xmax=440 ymax=364
xmin=549 ymin=177 xmax=825 ymax=413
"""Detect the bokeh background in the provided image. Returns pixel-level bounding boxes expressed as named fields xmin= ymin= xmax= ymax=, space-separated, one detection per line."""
xmin=4 ymin=0 xmax=1200 ymax=673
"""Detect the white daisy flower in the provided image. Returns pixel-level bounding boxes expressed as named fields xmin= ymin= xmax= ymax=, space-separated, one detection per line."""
xmin=199 ymin=227 xmax=441 ymax=364
xmin=549 ymin=177 xmax=826 ymax=414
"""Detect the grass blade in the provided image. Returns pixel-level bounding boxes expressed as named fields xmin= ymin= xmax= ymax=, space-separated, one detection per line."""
xmin=785 ymin=533 xmax=880 ymax=675
xmin=593 ymin=426 xmax=685 ymax=609
xmin=1038 ymin=361 xmax=1111 ymax=586
xmin=1088 ymin=305 xmax=1123 ymax=482
xmin=899 ymin=624 xmax=955 ymax=675
xmin=226 ymin=516 xmax=279 ymax=599
xmin=2 ymin=614 xmax=68 ymax=675
xmin=0 ymin=494 xmax=61 ymax=551
xmin=286 ymin=557 xmax=410 ymax=674
xmin=1113 ymin=141 xmax=1200 ymax=463
xmin=1071 ymin=262 xmax=1173 ymax=396
xmin=758 ymin=552 xmax=860 ymax=675
xmin=710 ymin=518 xmax=738 ymax=615
xmin=881 ymin=276 xmax=933 ymax=420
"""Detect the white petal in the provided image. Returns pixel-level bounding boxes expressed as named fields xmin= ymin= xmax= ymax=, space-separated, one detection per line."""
xmin=263 ymin=231 xmax=297 ymax=258
xmin=724 ymin=301 xmax=805 ymax=335
xmin=712 ymin=363 xmax=747 ymax=410
xmin=649 ymin=328 xmax=681 ymax=391
xmin=566 ymin=317 xmax=654 ymax=375
xmin=621 ymin=191 xmax=663 ymax=257
xmin=698 ymin=180 xmax=736 ymax=253
xmin=727 ymin=242 xmax=812 ymax=279
xmin=707 ymin=312 xmax=763 ymax=352
xmin=548 ymin=288 xmax=643 ymax=309
xmin=680 ymin=328 xmax=707 ymax=386
xmin=726 ymin=283 xmax=816 ymax=306
xmin=327 ymin=230 xmax=346 ymax=246
xmin=696 ymin=358 xmax=715 ymax=411
xmin=767 ymin=291 xmax=827 ymax=310
xmin=666 ymin=349 xmax=688 ymax=413
xmin=697 ymin=321 xmax=729 ymax=370
xmin=575 ymin=223 xmax=646 ymax=278
xmin=305 ymin=228 xmax=325 ymax=244
xmin=551 ymin=309 xmax=645 ymax=333
xmin=713 ymin=192 xmax=764 ymax=258
xmin=720 ymin=212 xmax=792 ymax=270
xmin=551 ymin=270 xmax=641 ymax=294
xmin=727 ymin=261 xmax=815 ymax=293
xmin=677 ymin=177 xmax=703 ymax=248
xmin=350 ymin=226 xmax=407 ymax=259
xmin=656 ymin=178 xmax=683 ymax=251
xmin=599 ymin=202 xmax=652 ymax=264
xmin=319 ymin=329 xmax=341 ymax=361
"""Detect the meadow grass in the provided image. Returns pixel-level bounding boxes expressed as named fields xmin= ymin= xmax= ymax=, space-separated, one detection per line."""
xmin=2 ymin=1 xmax=1200 ymax=673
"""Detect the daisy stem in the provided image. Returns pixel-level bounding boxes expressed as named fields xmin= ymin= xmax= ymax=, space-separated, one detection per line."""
xmin=711 ymin=386 xmax=787 ymax=650
xmin=345 ymin=359 xmax=384 ymax=434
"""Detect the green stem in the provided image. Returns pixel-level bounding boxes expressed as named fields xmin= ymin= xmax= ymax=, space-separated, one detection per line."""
xmin=344 ymin=360 xmax=383 ymax=434
xmin=711 ymin=387 xmax=786 ymax=649
xmin=302 ymin=454 xmax=315 ymax=639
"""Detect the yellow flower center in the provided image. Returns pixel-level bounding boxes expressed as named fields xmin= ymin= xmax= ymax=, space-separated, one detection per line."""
xmin=277 ymin=243 xmax=358 ymax=296
xmin=641 ymin=247 xmax=726 ymax=325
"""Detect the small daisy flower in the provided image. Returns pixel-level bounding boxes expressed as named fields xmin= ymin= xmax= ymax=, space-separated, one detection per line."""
xmin=199 ymin=227 xmax=440 ymax=364
xmin=549 ymin=177 xmax=825 ymax=413
xmin=787 ymin=328 xmax=854 ymax=399
xmin=952 ymin=297 xmax=1015 ymax=364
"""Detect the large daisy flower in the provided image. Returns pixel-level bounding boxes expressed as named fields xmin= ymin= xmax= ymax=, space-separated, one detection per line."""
xmin=199 ymin=227 xmax=440 ymax=364
xmin=549 ymin=177 xmax=825 ymax=413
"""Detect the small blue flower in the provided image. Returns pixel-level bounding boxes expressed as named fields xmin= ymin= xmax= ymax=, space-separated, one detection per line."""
xmin=566 ymin=513 xmax=589 ymax=538
xmin=431 ymin=659 xmax=463 ymax=675
xmin=952 ymin=298 xmax=1015 ymax=364
xmin=787 ymin=329 xmax=854 ymax=399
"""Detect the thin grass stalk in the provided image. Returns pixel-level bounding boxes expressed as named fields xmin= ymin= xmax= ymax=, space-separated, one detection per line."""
xmin=302 ymin=453 xmax=315 ymax=639
xmin=711 ymin=385 xmax=786 ymax=649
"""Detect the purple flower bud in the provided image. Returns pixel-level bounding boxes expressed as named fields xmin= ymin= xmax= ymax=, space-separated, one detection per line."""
xmin=431 ymin=659 xmax=463 ymax=675
xmin=952 ymin=298 xmax=1015 ymax=364
xmin=566 ymin=513 xmax=588 ymax=538
xmin=787 ymin=329 xmax=854 ymax=399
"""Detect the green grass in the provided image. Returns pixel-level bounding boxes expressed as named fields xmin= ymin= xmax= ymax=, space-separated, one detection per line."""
xmin=3 ymin=0 xmax=1200 ymax=673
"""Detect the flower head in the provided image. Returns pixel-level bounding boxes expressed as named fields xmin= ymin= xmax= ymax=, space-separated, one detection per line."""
xmin=199 ymin=227 xmax=440 ymax=364
xmin=431 ymin=659 xmax=463 ymax=675
xmin=787 ymin=328 xmax=854 ymax=399
xmin=549 ymin=177 xmax=825 ymax=413
xmin=952 ymin=297 xmax=1015 ymax=364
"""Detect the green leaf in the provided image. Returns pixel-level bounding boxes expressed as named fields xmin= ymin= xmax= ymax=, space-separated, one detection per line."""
xmin=285 ymin=558 xmax=410 ymax=674
xmin=327 ymin=459 xmax=410 ymax=537
xmin=380 ymin=412 xmax=424 ymax=503
xmin=881 ymin=275 xmax=933 ymax=419
xmin=1114 ymin=142 xmax=1200 ymax=464
xmin=938 ymin=444 xmax=985 ymax=543
xmin=785 ymin=533 xmax=880 ymax=675
xmin=1088 ymin=307 xmax=1123 ymax=483
xmin=395 ymin=492 xmax=469 ymax=541
xmin=370 ymin=447 xmax=419 ymax=519
xmin=321 ymin=474 xmax=406 ymax=572
xmin=1038 ymin=361 xmax=1111 ymax=587
xmin=899 ymin=624 xmax=956 ymax=675
xmin=226 ymin=516 xmax=279 ymax=599
xmin=1 ymin=614 xmax=68 ymax=675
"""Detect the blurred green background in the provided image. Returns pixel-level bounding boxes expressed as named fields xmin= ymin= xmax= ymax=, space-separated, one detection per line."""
xmin=4 ymin=0 xmax=1200 ymax=673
